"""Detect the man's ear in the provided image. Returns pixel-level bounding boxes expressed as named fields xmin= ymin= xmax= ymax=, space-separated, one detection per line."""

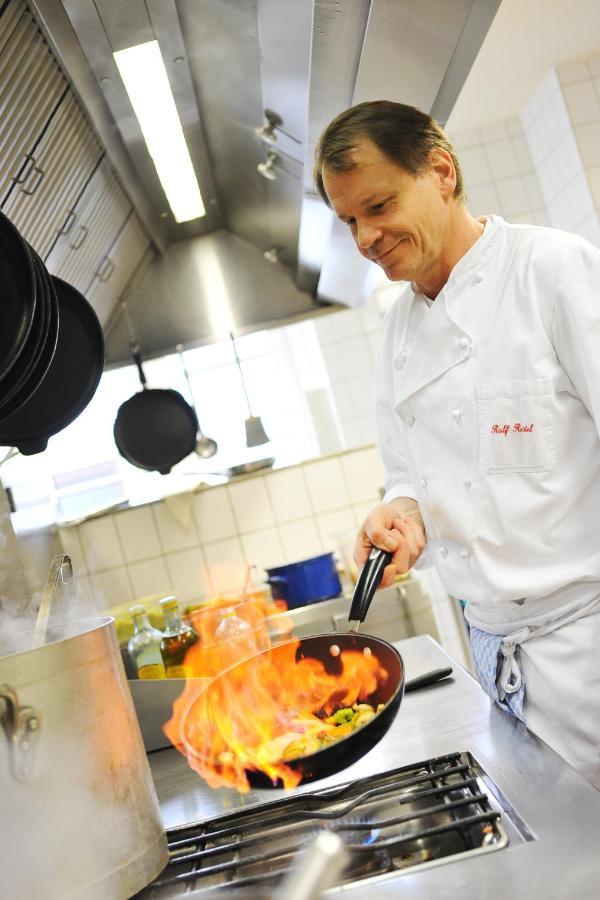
xmin=428 ymin=148 xmax=456 ymax=198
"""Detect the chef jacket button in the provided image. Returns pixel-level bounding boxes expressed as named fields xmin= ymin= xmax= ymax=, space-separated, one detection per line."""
xmin=463 ymin=478 xmax=472 ymax=489
xmin=458 ymin=336 xmax=471 ymax=350
xmin=451 ymin=408 xmax=462 ymax=421
xmin=459 ymin=549 xmax=470 ymax=559
xmin=394 ymin=357 xmax=405 ymax=370
xmin=439 ymin=546 xmax=448 ymax=559
xmin=407 ymin=415 xmax=415 ymax=427
xmin=474 ymin=273 xmax=484 ymax=284
xmin=420 ymin=477 xmax=427 ymax=487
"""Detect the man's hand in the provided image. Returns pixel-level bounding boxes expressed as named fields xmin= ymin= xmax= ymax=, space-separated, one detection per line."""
xmin=354 ymin=501 xmax=426 ymax=589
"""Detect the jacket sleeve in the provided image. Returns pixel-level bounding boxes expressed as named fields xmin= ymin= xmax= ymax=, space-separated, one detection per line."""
xmin=375 ymin=307 xmax=419 ymax=505
xmin=552 ymin=237 xmax=600 ymax=437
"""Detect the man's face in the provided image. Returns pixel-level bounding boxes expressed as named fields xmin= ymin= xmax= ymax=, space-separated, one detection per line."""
xmin=321 ymin=138 xmax=452 ymax=284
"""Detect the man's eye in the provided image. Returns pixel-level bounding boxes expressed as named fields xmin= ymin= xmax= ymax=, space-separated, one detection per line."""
xmin=371 ymin=201 xmax=387 ymax=213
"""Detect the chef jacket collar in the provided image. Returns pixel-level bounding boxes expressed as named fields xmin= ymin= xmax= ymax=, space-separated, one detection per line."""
xmin=410 ymin=214 xmax=501 ymax=301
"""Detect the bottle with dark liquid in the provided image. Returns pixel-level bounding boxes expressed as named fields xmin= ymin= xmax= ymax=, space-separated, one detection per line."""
xmin=159 ymin=596 xmax=198 ymax=678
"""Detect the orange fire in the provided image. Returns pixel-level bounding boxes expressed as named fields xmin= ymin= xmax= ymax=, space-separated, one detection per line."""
xmin=163 ymin=637 xmax=389 ymax=792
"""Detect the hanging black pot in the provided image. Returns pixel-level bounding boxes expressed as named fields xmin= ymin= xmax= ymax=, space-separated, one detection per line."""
xmin=114 ymin=342 xmax=199 ymax=475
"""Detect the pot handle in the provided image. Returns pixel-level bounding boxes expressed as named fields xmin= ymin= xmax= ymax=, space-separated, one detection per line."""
xmin=0 ymin=685 xmax=42 ymax=782
xmin=130 ymin=341 xmax=147 ymax=389
xmin=348 ymin=547 xmax=393 ymax=630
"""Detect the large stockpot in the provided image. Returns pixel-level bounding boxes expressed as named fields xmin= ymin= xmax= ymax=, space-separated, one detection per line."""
xmin=0 ymin=616 xmax=168 ymax=898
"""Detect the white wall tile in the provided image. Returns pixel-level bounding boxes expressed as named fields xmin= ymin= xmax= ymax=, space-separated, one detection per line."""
xmin=316 ymin=508 xmax=356 ymax=551
xmin=484 ymin=139 xmax=520 ymax=180
xmin=228 ymin=477 xmax=275 ymax=533
xmin=79 ymin=515 xmax=124 ymax=572
xmin=266 ymin=468 xmax=313 ymax=524
xmin=341 ymin=447 xmax=386 ymax=503
xmin=575 ymin=211 xmax=600 ymax=246
xmin=114 ymin=506 xmax=161 ymax=563
xmin=338 ymin=335 xmax=374 ymax=379
xmin=240 ymin=527 xmax=286 ymax=570
xmin=589 ymin=56 xmax=600 ymax=78
xmin=203 ymin=537 xmax=247 ymax=593
xmin=352 ymin=501 xmax=377 ymax=526
xmin=313 ymin=314 xmax=334 ymax=345
xmin=331 ymin=381 xmax=354 ymax=422
xmin=450 ymin=126 xmax=482 ymax=149
xmin=511 ymin=135 xmax=533 ymax=172
xmin=303 ymin=458 xmax=351 ymax=513
xmin=91 ymin=565 xmax=133 ymax=612
xmin=329 ymin=309 xmax=364 ymax=341
xmin=193 ymin=486 xmax=237 ymax=544
xmin=458 ymin=145 xmax=491 ymax=186
xmin=153 ymin=501 xmax=199 ymax=553
xmin=278 ymin=518 xmax=323 ymax=562
xmin=165 ymin=548 xmax=211 ymax=603
xmin=557 ymin=58 xmax=591 ymax=85
xmin=507 ymin=118 xmax=522 ymax=137
xmin=465 ymin=182 xmax=501 ymax=217
xmin=58 ymin=525 xmax=88 ymax=575
xmin=128 ymin=557 xmax=173 ymax=600
xmin=494 ymin=176 xmax=530 ymax=217
xmin=321 ymin=343 xmax=345 ymax=383
xmin=355 ymin=413 xmax=378 ymax=446
xmin=574 ymin=120 xmax=600 ymax=167
xmin=563 ymin=79 xmax=600 ymax=125
xmin=358 ymin=301 xmax=381 ymax=333
xmin=344 ymin=372 xmax=376 ymax=416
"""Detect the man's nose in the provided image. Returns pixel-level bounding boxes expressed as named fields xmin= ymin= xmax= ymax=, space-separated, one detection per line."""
xmin=355 ymin=219 xmax=381 ymax=252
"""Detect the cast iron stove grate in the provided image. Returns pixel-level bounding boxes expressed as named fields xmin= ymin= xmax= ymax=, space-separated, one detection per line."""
xmin=139 ymin=751 xmax=509 ymax=897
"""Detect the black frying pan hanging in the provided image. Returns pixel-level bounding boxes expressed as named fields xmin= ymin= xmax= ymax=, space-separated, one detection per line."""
xmin=180 ymin=549 xmax=452 ymax=789
xmin=0 ymin=244 xmax=59 ymax=423
xmin=0 ymin=276 xmax=104 ymax=455
xmin=113 ymin=342 xmax=199 ymax=475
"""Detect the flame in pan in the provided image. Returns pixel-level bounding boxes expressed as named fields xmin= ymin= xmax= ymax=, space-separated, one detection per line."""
xmin=163 ymin=638 xmax=389 ymax=792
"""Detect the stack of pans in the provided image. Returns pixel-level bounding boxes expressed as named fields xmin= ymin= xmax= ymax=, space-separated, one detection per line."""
xmin=0 ymin=211 xmax=105 ymax=455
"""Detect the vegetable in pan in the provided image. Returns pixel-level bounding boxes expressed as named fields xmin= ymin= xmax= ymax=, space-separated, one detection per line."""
xmin=281 ymin=701 xmax=385 ymax=761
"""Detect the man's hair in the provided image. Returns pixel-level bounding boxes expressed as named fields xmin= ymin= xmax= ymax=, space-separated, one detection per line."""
xmin=313 ymin=100 xmax=464 ymax=205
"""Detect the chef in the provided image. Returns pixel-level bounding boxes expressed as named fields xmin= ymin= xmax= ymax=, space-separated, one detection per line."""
xmin=314 ymin=100 xmax=600 ymax=788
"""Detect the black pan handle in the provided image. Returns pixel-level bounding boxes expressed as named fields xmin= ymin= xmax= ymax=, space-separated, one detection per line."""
xmin=348 ymin=547 xmax=393 ymax=626
xmin=130 ymin=340 xmax=147 ymax=389
xmin=404 ymin=667 xmax=453 ymax=692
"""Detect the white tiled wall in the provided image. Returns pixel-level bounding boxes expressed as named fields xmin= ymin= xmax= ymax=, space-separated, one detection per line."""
xmin=60 ymin=445 xmax=386 ymax=610
xmin=521 ymin=65 xmax=600 ymax=244
xmin=447 ymin=117 xmax=547 ymax=226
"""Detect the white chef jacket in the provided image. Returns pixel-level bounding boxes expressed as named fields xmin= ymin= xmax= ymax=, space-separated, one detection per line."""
xmin=376 ymin=214 xmax=600 ymax=632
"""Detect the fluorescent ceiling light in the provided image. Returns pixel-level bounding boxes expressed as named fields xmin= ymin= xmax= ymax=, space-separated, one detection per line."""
xmin=113 ymin=40 xmax=205 ymax=223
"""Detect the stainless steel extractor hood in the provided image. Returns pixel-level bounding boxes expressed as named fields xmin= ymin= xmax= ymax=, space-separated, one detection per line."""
xmin=29 ymin=0 xmax=501 ymax=365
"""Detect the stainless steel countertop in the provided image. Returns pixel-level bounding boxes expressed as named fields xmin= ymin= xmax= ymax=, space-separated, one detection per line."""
xmin=147 ymin=635 xmax=600 ymax=898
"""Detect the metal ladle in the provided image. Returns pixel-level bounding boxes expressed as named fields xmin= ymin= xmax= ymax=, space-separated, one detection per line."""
xmin=176 ymin=345 xmax=218 ymax=459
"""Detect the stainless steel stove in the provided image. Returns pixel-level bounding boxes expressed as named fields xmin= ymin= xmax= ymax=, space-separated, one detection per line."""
xmin=138 ymin=751 xmax=525 ymax=897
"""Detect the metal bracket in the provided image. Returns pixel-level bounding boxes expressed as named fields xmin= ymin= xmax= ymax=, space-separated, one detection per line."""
xmin=0 ymin=685 xmax=42 ymax=782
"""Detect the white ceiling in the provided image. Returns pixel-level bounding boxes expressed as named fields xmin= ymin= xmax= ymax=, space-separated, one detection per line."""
xmin=447 ymin=0 xmax=600 ymax=133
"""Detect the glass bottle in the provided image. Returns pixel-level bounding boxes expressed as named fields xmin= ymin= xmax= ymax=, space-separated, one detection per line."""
xmin=214 ymin=607 xmax=258 ymax=669
xmin=127 ymin=606 xmax=166 ymax=679
xmin=159 ymin=596 xmax=198 ymax=678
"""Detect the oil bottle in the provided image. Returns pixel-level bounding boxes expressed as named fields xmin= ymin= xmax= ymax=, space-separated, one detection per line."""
xmin=127 ymin=606 xmax=166 ymax=679
xmin=159 ymin=596 xmax=198 ymax=678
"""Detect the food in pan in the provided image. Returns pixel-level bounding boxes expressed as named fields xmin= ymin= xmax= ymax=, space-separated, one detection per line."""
xmin=280 ymin=701 xmax=386 ymax=761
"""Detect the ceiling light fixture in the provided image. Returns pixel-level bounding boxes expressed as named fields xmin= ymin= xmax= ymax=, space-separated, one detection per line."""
xmin=254 ymin=108 xmax=283 ymax=145
xmin=113 ymin=40 xmax=205 ymax=224
xmin=257 ymin=150 xmax=278 ymax=181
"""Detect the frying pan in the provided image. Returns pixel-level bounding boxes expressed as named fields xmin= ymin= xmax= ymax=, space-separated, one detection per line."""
xmin=0 ymin=211 xmax=37 ymax=387
xmin=181 ymin=548 xmax=452 ymax=789
xmin=0 ymin=277 xmax=104 ymax=454
xmin=0 ymin=245 xmax=59 ymax=423
xmin=113 ymin=342 xmax=199 ymax=475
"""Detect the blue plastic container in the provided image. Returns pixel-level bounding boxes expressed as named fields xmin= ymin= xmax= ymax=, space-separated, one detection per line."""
xmin=266 ymin=552 xmax=342 ymax=609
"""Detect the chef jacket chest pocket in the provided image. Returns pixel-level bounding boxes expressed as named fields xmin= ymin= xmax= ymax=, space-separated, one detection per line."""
xmin=476 ymin=378 xmax=555 ymax=474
